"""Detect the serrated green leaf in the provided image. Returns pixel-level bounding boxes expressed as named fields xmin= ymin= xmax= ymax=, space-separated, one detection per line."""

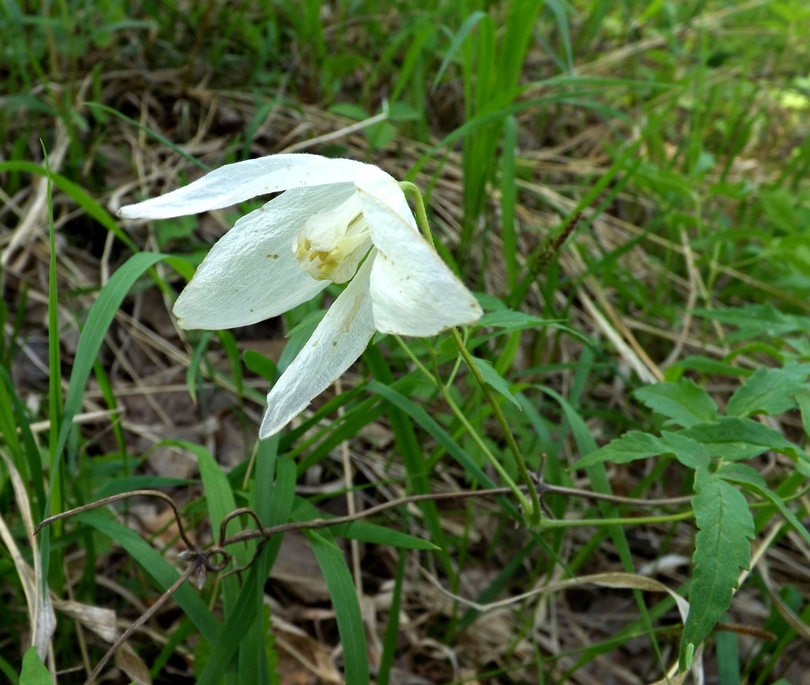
xmin=718 ymin=465 xmax=810 ymax=548
xmin=19 ymin=648 xmax=50 ymax=685
xmin=571 ymin=431 xmax=668 ymax=469
xmin=715 ymin=463 xmax=767 ymax=488
xmin=680 ymin=417 xmax=800 ymax=461
xmin=726 ymin=362 xmax=809 ymax=417
xmin=660 ymin=431 xmax=712 ymax=469
xmin=680 ymin=474 xmax=754 ymax=668
xmin=572 ymin=430 xmax=710 ymax=470
xmin=634 ymin=379 xmax=717 ymax=428
xmin=471 ymin=356 xmax=521 ymax=409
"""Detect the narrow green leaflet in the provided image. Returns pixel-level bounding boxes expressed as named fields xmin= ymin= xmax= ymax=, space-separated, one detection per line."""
xmin=680 ymin=416 xmax=803 ymax=462
xmin=471 ymin=356 xmax=521 ymax=408
xmin=634 ymin=379 xmax=717 ymax=428
xmin=680 ymin=472 xmax=754 ymax=669
xmin=571 ymin=430 xmax=710 ymax=470
xmin=572 ymin=431 xmax=668 ymax=469
xmin=726 ymin=362 xmax=809 ymax=418
xmin=717 ymin=464 xmax=810 ymax=547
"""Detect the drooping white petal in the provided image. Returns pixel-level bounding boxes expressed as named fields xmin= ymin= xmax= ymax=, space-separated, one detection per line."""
xmin=353 ymin=165 xmax=417 ymax=230
xmin=174 ymin=184 xmax=355 ymax=329
xmin=119 ymin=154 xmax=370 ymax=220
xmin=259 ymin=257 xmax=376 ymax=438
xmin=356 ymin=182 xmax=483 ymax=336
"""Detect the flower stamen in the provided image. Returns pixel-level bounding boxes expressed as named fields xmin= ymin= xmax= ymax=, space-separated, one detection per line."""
xmin=294 ymin=195 xmax=372 ymax=283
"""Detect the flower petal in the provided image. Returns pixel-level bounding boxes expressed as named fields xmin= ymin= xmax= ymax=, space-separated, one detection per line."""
xmin=355 ymin=183 xmax=483 ymax=336
xmin=119 ymin=154 xmax=370 ymax=220
xmin=174 ymin=184 xmax=355 ymax=329
xmin=353 ymin=165 xmax=417 ymax=230
xmin=259 ymin=257 xmax=377 ymax=438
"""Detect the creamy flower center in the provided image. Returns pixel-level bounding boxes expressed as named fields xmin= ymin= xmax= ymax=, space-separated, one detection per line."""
xmin=294 ymin=194 xmax=372 ymax=283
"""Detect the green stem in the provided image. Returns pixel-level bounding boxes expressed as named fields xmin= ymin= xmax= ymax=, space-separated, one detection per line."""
xmin=394 ymin=336 xmax=530 ymax=513
xmin=400 ymin=181 xmax=541 ymax=525
xmin=540 ymin=510 xmax=694 ymax=530
xmin=400 ymin=181 xmax=436 ymax=249
xmin=449 ymin=328 xmax=541 ymax=525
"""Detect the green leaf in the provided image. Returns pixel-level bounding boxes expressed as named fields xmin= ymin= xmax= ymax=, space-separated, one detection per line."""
xmin=154 ymin=215 xmax=198 ymax=248
xmin=471 ymin=356 xmax=521 ymax=409
xmin=95 ymin=476 xmax=192 ymax=499
xmin=54 ymin=253 xmax=168 ymax=470
xmin=796 ymin=387 xmax=810 ymax=437
xmin=726 ymin=363 xmax=809 ymax=417
xmin=660 ymin=431 xmax=712 ymax=470
xmin=680 ymin=473 xmax=754 ymax=668
xmin=243 ymin=349 xmax=277 ymax=382
xmin=667 ymin=356 xmax=751 ymax=379
xmin=19 ymin=648 xmax=50 ymax=685
xmin=432 ymin=10 xmax=488 ymax=89
xmin=367 ymin=382 xmax=497 ymax=490
xmin=718 ymin=464 xmax=810 ymax=547
xmin=571 ymin=431 xmax=669 ymax=469
xmin=681 ymin=417 xmax=803 ymax=462
xmin=715 ymin=463 xmax=767 ymax=488
xmin=634 ymin=379 xmax=717 ymax=428
xmin=197 ymin=458 xmax=296 ymax=685
xmin=571 ymin=430 xmax=710 ymax=470
xmin=177 ymin=440 xmax=250 ymax=568
xmin=693 ymin=304 xmax=810 ymax=342
xmin=761 ymin=188 xmax=800 ymax=233
xmin=307 ymin=530 xmax=369 ymax=685
xmin=476 ymin=310 xmax=559 ymax=331
xmin=187 ymin=332 xmax=213 ymax=404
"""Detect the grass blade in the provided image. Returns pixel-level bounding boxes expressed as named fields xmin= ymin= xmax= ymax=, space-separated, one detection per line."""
xmin=307 ymin=529 xmax=369 ymax=685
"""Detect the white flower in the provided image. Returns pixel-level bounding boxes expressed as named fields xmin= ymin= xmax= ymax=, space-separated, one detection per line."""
xmin=119 ymin=154 xmax=482 ymax=437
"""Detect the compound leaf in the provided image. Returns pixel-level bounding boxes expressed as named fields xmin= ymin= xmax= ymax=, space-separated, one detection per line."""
xmin=680 ymin=472 xmax=754 ymax=669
